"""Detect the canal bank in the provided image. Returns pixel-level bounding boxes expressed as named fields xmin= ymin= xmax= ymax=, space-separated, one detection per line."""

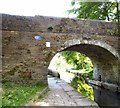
xmin=88 ymin=80 xmax=119 ymax=92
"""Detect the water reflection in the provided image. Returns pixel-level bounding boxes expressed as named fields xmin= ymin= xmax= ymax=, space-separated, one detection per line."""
xmin=91 ymin=84 xmax=120 ymax=107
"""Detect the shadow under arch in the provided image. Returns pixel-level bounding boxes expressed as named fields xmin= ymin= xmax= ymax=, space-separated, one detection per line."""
xmin=57 ymin=39 xmax=120 ymax=88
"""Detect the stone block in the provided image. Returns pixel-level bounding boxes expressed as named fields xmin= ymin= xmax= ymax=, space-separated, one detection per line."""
xmin=102 ymin=82 xmax=118 ymax=92
xmin=88 ymin=80 xmax=102 ymax=87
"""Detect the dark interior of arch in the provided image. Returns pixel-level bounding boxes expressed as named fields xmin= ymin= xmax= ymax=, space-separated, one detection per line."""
xmin=62 ymin=44 xmax=119 ymax=85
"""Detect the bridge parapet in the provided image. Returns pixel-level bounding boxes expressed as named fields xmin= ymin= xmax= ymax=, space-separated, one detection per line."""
xmin=1 ymin=14 xmax=119 ymax=36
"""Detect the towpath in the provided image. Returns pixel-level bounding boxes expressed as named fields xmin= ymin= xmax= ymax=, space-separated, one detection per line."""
xmin=26 ymin=75 xmax=98 ymax=106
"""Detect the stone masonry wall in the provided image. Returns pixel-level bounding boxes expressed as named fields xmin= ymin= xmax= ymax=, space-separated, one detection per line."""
xmin=1 ymin=14 xmax=120 ymax=87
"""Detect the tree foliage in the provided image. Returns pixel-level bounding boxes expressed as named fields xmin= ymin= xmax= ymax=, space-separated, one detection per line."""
xmin=61 ymin=51 xmax=93 ymax=72
xmin=68 ymin=1 xmax=120 ymax=22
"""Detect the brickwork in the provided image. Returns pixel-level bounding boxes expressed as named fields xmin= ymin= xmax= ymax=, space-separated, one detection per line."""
xmin=1 ymin=14 xmax=120 ymax=89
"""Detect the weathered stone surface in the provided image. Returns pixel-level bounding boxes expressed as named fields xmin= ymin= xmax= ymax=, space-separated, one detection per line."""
xmin=102 ymin=82 xmax=118 ymax=92
xmin=88 ymin=80 xmax=102 ymax=87
xmin=74 ymin=98 xmax=98 ymax=106
xmin=1 ymin=14 xmax=120 ymax=91
xmin=25 ymin=76 xmax=99 ymax=106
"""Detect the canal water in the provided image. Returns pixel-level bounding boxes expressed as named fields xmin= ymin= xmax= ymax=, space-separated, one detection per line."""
xmin=91 ymin=84 xmax=120 ymax=107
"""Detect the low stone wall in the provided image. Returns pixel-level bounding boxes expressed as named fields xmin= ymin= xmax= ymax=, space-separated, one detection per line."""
xmin=89 ymin=80 xmax=119 ymax=92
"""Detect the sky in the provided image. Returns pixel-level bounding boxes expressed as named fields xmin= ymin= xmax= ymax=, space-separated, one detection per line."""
xmin=0 ymin=0 xmax=74 ymax=17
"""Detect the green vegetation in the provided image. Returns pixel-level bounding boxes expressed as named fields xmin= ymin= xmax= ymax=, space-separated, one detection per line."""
xmin=61 ymin=51 xmax=93 ymax=73
xmin=49 ymin=51 xmax=93 ymax=80
xmin=68 ymin=1 xmax=120 ymax=22
xmin=68 ymin=1 xmax=120 ymax=35
xmin=2 ymin=82 xmax=47 ymax=106
xmin=70 ymin=75 xmax=94 ymax=101
xmin=60 ymin=51 xmax=94 ymax=100
xmin=49 ymin=51 xmax=94 ymax=100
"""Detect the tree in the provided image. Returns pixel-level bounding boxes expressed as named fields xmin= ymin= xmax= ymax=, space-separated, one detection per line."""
xmin=61 ymin=51 xmax=93 ymax=72
xmin=68 ymin=1 xmax=120 ymax=22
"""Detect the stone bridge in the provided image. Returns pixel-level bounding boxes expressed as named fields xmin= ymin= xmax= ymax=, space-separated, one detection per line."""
xmin=1 ymin=14 xmax=120 ymax=92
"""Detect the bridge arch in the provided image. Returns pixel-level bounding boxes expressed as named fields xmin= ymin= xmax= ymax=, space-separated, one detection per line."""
xmin=59 ymin=39 xmax=119 ymax=61
xmin=56 ymin=39 xmax=119 ymax=86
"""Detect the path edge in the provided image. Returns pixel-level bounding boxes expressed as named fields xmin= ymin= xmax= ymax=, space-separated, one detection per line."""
xmin=37 ymin=86 xmax=50 ymax=98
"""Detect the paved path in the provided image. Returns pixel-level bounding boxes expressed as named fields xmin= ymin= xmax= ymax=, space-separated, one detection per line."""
xmin=26 ymin=76 xmax=99 ymax=106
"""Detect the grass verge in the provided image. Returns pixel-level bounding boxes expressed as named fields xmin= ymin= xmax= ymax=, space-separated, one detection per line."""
xmin=2 ymin=81 xmax=47 ymax=106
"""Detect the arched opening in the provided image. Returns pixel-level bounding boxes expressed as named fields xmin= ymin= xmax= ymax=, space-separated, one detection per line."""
xmin=47 ymin=40 xmax=119 ymax=89
xmin=48 ymin=50 xmax=94 ymax=100
xmin=48 ymin=51 xmax=93 ymax=83
xmin=47 ymin=42 xmax=120 ymax=106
